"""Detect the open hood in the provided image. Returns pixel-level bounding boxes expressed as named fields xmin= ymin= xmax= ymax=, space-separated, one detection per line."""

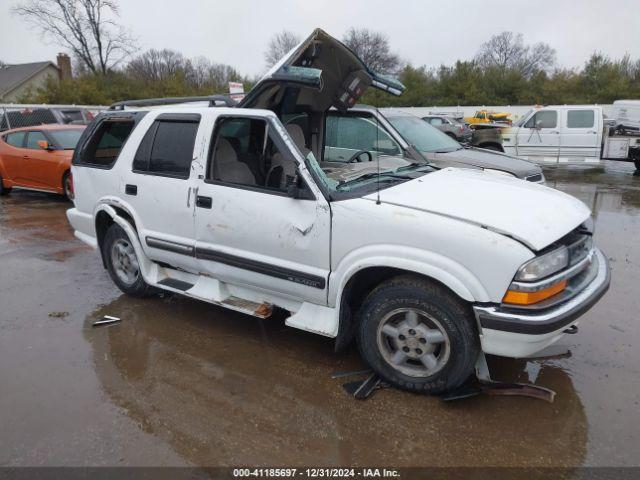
xmin=367 ymin=168 xmax=590 ymax=251
xmin=239 ymin=28 xmax=405 ymax=112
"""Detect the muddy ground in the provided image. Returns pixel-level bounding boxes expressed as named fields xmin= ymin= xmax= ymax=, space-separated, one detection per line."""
xmin=0 ymin=161 xmax=639 ymax=468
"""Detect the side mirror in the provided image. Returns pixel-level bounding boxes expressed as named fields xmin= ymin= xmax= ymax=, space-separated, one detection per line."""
xmin=37 ymin=140 xmax=51 ymax=150
xmin=286 ymin=171 xmax=314 ymax=200
xmin=534 ymin=120 xmax=544 ymax=130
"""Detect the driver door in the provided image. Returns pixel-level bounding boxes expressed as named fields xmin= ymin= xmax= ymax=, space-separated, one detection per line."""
xmin=323 ymin=112 xmax=402 ymax=163
xmin=194 ymin=113 xmax=331 ymax=305
xmin=516 ymin=109 xmax=560 ymax=162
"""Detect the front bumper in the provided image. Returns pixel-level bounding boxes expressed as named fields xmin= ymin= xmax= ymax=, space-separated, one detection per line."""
xmin=473 ymin=248 xmax=610 ymax=357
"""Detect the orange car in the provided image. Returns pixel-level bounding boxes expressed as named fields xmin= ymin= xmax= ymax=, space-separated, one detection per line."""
xmin=0 ymin=124 xmax=85 ymax=199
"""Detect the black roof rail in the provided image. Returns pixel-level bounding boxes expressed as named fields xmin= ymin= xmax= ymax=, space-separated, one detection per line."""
xmin=108 ymin=95 xmax=237 ymax=110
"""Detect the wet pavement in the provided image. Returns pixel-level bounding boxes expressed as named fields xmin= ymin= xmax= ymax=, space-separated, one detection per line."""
xmin=0 ymin=161 xmax=639 ymax=468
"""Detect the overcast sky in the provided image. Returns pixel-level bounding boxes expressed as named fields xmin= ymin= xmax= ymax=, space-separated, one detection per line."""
xmin=1 ymin=0 xmax=640 ymax=75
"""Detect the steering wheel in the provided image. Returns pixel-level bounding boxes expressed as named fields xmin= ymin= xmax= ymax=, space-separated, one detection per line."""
xmin=348 ymin=150 xmax=373 ymax=163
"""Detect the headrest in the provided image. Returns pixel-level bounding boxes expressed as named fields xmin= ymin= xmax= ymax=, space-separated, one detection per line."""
xmin=285 ymin=124 xmax=306 ymax=152
xmin=215 ymin=138 xmax=237 ymax=164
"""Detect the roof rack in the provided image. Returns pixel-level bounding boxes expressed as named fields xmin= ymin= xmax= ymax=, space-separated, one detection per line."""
xmin=108 ymin=95 xmax=237 ymax=110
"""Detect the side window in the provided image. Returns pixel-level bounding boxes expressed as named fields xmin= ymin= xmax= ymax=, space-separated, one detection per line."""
xmin=209 ymin=116 xmax=297 ymax=193
xmin=4 ymin=132 xmax=25 ymax=148
xmin=133 ymin=119 xmax=199 ymax=178
xmin=429 ymin=117 xmax=444 ymax=126
xmin=567 ymin=110 xmax=595 ymax=129
xmin=525 ymin=110 xmax=557 ymax=129
xmin=80 ymin=120 xmax=135 ymax=167
xmin=328 ymin=115 xmax=402 ymax=156
xmin=25 ymin=131 xmax=47 ymax=149
xmin=324 ymin=115 xmax=338 ymax=148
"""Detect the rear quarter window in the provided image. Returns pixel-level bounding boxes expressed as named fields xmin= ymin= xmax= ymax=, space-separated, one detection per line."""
xmin=74 ymin=114 xmax=144 ymax=168
xmin=3 ymin=132 xmax=26 ymax=148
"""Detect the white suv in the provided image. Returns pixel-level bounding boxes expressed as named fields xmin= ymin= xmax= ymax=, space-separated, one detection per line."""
xmin=67 ymin=29 xmax=610 ymax=393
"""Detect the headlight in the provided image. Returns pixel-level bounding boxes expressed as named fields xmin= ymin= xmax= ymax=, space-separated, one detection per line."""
xmin=515 ymin=246 xmax=569 ymax=281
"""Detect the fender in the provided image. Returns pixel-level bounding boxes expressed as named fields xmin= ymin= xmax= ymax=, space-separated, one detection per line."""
xmin=94 ymin=203 xmax=159 ymax=285
xmin=330 ymin=244 xmax=491 ymax=308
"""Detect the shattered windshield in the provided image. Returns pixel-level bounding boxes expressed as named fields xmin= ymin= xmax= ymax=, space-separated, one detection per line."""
xmin=387 ymin=114 xmax=462 ymax=153
xmin=305 ymin=151 xmax=430 ymax=195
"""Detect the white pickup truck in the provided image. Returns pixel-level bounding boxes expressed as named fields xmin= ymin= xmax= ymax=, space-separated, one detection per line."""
xmin=501 ymin=104 xmax=640 ymax=169
xmin=66 ymin=29 xmax=610 ymax=394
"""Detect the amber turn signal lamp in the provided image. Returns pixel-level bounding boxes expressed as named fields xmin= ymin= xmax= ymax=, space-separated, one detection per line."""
xmin=502 ymin=280 xmax=567 ymax=305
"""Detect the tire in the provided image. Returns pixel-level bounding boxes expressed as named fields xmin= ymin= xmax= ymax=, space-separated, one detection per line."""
xmin=62 ymin=171 xmax=74 ymax=200
xmin=102 ymin=223 xmax=155 ymax=297
xmin=357 ymin=275 xmax=480 ymax=394
xmin=0 ymin=175 xmax=11 ymax=196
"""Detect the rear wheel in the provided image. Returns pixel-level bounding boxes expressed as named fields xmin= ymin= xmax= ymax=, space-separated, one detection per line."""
xmin=357 ymin=275 xmax=479 ymax=394
xmin=62 ymin=171 xmax=74 ymax=200
xmin=103 ymin=223 xmax=155 ymax=297
xmin=0 ymin=175 xmax=11 ymax=196
xmin=634 ymin=159 xmax=640 ymax=171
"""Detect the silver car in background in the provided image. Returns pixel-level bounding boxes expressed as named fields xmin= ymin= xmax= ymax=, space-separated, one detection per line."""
xmin=423 ymin=114 xmax=473 ymax=143
xmin=321 ymin=106 xmax=544 ymax=183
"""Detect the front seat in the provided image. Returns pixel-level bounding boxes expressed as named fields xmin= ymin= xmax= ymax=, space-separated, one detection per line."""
xmin=213 ymin=138 xmax=256 ymax=185
xmin=266 ymin=124 xmax=306 ymax=189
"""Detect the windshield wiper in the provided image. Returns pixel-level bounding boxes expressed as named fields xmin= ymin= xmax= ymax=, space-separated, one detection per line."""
xmin=337 ymin=172 xmax=413 ymax=190
xmin=397 ymin=162 xmax=431 ymax=172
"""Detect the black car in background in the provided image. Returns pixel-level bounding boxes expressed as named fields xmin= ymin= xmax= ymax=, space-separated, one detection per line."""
xmin=0 ymin=106 xmax=94 ymax=132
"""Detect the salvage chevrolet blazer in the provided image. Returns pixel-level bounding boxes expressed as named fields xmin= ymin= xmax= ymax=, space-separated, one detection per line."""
xmin=67 ymin=29 xmax=610 ymax=394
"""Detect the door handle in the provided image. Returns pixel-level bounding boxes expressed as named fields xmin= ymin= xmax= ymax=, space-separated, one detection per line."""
xmin=550 ymin=131 xmax=559 ymax=134
xmin=587 ymin=131 xmax=597 ymax=134
xmin=22 ymin=155 xmax=29 ymax=159
xmin=125 ymin=184 xmax=137 ymax=196
xmin=196 ymin=195 xmax=212 ymax=209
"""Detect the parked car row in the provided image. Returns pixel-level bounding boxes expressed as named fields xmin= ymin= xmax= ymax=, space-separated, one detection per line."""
xmin=60 ymin=29 xmax=609 ymax=395
xmin=0 ymin=106 xmax=94 ymax=131
xmin=0 ymin=124 xmax=85 ymax=198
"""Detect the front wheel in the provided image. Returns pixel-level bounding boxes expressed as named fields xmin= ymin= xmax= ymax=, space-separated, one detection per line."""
xmin=103 ymin=223 xmax=155 ymax=297
xmin=357 ymin=275 xmax=479 ymax=394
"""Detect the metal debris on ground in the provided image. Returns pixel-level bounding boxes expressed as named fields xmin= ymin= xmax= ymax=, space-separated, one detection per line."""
xmin=342 ymin=373 xmax=389 ymax=400
xmin=333 ymin=352 xmax=557 ymax=402
xmin=92 ymin=315 xmax=121 ymax=327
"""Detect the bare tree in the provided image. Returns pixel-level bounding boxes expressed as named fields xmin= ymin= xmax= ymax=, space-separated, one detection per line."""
xmin=475 ymin=31 xmax=556 ymax=77
xmin=12 ymin=0 xmax=135 ymax=74
xmin=342 ymin=27 xmax=401 ymax=75
xmin=264 ymin=30 xmax=300 ymax=68
xmin=127 ymin=49 xmax=188 ymax=82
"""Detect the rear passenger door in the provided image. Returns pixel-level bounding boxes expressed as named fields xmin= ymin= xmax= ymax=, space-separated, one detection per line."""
xmin=560 ymin=109 xmax=600 ymax=163
xmin=124 ymin=113 xmax=203 ymax=272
